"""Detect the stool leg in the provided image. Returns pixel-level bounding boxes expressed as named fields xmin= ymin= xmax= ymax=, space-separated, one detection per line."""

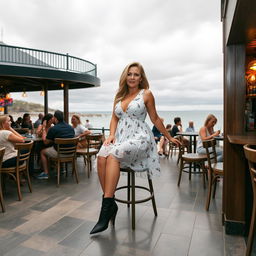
xmin=127 ymin=170 xmax=131 ymax=208
xmin=178 ymin=159 xmax=184 ymax=186
xmin=0 ymin=185 xmax=5 ymax=212
xmin=131 ymin=171 xmax=135 ymax=230
xmin=189 ymin=163 xmax=192 ymax=180
xmin=148 ymin=176 xmax=158 ymax=216
xmin=246 ymin=198 xmax=256 ymax=256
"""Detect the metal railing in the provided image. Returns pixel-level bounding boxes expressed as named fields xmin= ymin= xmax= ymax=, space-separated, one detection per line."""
xmin=0 ymin=44 xmax=97 ymax=76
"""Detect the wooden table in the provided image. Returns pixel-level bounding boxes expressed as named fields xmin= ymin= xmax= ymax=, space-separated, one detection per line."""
xmin=176 ymin=132 xmax=199 ymax=153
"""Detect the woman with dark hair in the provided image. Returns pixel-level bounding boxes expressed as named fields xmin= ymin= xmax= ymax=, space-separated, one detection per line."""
xmin=36 ymin=114 xmax=53 ymax=138
xmin=21 ymin=113 xmax=34 ymax=133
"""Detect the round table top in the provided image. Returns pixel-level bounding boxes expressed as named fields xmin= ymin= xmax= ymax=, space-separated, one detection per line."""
xmin=176 ymin=132 xmax=199 ymax=136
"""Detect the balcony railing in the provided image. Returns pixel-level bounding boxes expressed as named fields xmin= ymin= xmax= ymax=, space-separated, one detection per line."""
xmin=0 ymin=44 xmax=97 ymax=76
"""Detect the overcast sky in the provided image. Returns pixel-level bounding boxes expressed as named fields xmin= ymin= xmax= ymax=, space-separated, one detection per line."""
xmin=0 ymin=0 xmax=223 ymax=112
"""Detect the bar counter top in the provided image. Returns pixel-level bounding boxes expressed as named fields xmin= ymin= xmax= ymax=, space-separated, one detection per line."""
xmin=227 ymin=135 xmax=256 ymax=145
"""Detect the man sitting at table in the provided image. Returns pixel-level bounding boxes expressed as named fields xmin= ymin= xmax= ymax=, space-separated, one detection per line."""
xmin=37 ymin=110 xmax=75 ymax=179
xmin=171 ymin=117 xmax=190 ymax=152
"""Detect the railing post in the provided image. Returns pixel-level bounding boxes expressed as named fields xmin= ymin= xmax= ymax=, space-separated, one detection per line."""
xmin=66 ymin=53 xmax=69 ymax=70
xmin=95 ymin=64 xmax=97 ymax=76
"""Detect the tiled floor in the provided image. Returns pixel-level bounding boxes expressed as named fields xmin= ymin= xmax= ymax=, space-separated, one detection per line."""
xmin=0 ymin=155 xmax=246 ymax=256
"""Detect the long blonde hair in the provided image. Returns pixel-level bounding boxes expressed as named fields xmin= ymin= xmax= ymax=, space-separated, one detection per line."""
xmin=0 ymin=115 xmax=8 ymax=130
xmin=114 ymin=62 xmax=150 ymax=105
xmin=72 ymin=114 xmax=81 ymax=124
xmin=204 ymin=114 xmax=217 ymax=127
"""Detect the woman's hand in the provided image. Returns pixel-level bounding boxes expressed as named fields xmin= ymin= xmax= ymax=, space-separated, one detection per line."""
xmin=170 ymin=137 xmax=181 ymax=146
xmin=213 ymin=130 xmax=220 ymax=137
xmin=104 ymin=135 xmax=115 ymax=146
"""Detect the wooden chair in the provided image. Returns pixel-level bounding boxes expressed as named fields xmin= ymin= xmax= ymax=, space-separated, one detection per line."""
xmin=115 ymin=168 xmax=157 ymax=230
xmin=203 ymin=139 xmax=223 ymax=211
xmin=49 ymin=137 xmax=79 ymax=187
xmin=0 ymin=147 xmax=6 ymax=212
xmin=177 ymin=138 xmax=207 ymax=188
xmin=0 ymin=141 xmax=33 ymax=201
xmin=14 ymin=128 xmax=29 ymax=134
xmin=243 ymin=144 xmax=256 ymax=256
xmin=76 ymin=134 xmax=103 ymax=178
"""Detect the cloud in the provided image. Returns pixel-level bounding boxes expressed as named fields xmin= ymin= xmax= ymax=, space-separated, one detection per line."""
xmin=0 ymin=0 xmax=223 ymax=112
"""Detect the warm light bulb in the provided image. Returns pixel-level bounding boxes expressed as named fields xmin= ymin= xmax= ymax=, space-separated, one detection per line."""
xmin=40 ymin=90 xmax=45 ymax=96
xmin=250 ymin=75 xmax=256 ymax=81
xmin=61 ymin=82 xmax=64 ymax=88
xmin=21 ymin=91 xmax=27 ymax=97
xmin=6 ymin=93 xmax=11 ymax=99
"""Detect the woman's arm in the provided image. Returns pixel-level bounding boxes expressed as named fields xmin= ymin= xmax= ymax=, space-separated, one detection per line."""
xmin=199 ymin=127 xmax=220 ymax=140
xmin=8 ymin=132 xmax=25 ymax=143
xmin=36 ymin=125 xmax=43 ymax=137
xmin=8 ymin=127 xmax=24 ymax=139
xmin=144 ymin=90 xmax=180 ymax=145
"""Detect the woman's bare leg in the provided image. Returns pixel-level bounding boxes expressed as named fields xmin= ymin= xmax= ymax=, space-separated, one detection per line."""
xmin=97 ymin=156 xmax=107 ymax=192
xmin=104 ymin=155 xmax=120 ymax=198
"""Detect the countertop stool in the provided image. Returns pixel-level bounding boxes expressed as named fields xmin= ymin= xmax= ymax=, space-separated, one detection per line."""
xmin=244 ymin=144 xmax=256 ymax=256
xmin=115 ymin=168 xmax=158 ymax=230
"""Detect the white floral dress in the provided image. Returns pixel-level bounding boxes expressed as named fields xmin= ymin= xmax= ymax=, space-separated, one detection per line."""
xmin=98 ymin=89 xmax=160 ymax=178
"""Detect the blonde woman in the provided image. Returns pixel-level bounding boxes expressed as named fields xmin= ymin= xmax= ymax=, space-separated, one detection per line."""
xmin=196 ymin=114 xmax=223 ymax=162
xmin=0 ymin=115 xmax=25 ymax=167
xmin=90 ymin=62 xmax=180 ymax=234
xmin=71 ymin=114 xmax=91 ymax=148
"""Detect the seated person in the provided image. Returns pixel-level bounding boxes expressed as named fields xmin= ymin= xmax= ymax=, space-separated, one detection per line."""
xmin=152 ymin=118 xmax=166 ymax=155
xmin=196 ymin=114 xmax=223 ymax=162
xmin=21 ymin=113 xmax=34 ymax=134
xmin=71 ymin=114 xmax=91 ymax=148
xmin=37 ymin=110 xmax=75 ymax=179
xmin=185 ymin=121 xmax=195 ymax=132
xmin=0 ymin=115 xmax=25 ymax=168
xmin=36 ymin=114 xmax=53 ymax=137
xmin=15 ymin=117 xmax=23 ymax=128
xmin=171 ymin=117 xmax=190 ymax=151
xmin=34 ymin=113 xmax=44 ymax=129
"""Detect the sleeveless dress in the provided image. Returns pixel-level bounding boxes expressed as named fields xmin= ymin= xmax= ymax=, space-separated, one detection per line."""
xmin=98 ymin=89 xmax=160 ymax=178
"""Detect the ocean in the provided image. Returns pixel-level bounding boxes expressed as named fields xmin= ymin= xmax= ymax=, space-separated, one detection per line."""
xmin=68 ymin=110 xmax=223 ymax=133
xmin=13 ymin=110 xmax=223 ymax=135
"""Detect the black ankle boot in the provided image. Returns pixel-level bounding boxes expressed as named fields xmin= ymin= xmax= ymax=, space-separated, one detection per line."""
xmin=90 ymin=197 xmax=118 ymax=234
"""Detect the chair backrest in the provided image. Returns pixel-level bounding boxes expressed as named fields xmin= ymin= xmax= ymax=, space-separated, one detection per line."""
xmin=202 ymin=139 xmax=217 ymax=169
xmin=244 ymin=145 xmax=256 ymax=190
xmin=85 ymin=133 xmax=103 ymax=153
xmin=54 ymin=137 xmax=79 ymax=158
xmin=14 ymin=128 xmax=29 ymax=134
xmin=176 ymin=135 xmax=185 ymax=154
xmin=15 ymin=141 xmax=34 ymax=165
xmin=0 ymin=147 xmax=5 ymax=167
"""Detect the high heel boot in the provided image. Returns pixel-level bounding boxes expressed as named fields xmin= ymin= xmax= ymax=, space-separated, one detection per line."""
xmin=90 ymin=197 xmax=118 ymax=234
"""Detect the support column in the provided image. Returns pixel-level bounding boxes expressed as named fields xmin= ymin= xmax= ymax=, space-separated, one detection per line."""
xmin=63 ymin=82 xmax=69 ymax=123
xmin=44 ymin=83 xmax=48 ymax=115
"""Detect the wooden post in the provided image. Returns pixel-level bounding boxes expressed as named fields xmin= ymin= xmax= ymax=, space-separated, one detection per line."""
xmin=44 ymin=83 xmax=48 ymax=115
xmin=63 ymin=82 xmax=69 ymax=123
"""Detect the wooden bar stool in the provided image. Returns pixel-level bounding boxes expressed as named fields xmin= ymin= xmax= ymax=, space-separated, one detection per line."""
xmin=115 ymin=168 xmax=158 ymax=230
xmin=243 ymin=144 xmax=256 ymax=256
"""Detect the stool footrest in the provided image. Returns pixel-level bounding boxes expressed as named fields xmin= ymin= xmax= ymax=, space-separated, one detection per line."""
xmin=115 ymin=185 xmax=154 ymax=204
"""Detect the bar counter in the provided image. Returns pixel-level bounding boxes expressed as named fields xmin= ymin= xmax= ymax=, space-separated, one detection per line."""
xmin=224 ymin=134 xmax=256 ymax=235
xmin=227 ymin=135 xmax=256 ymax=145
